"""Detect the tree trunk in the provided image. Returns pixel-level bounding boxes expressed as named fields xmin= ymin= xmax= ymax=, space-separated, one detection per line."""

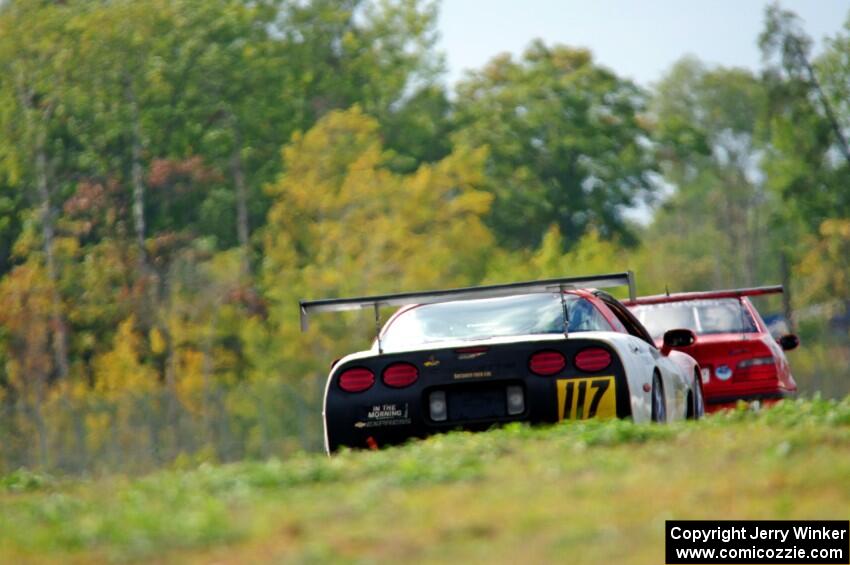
xmin=126 ymin=80 xmax=147 ymax=267
xmin=16 ymin=76 xmax=70 ymax=382
xmin=230 ymin=123 xmax=250 ymax=277
xmin=748 ymin=183 xmax=763 ymax=290
xmin=780 ymin=250 xmax=795 ymax=333
xmin=35 ymin=129 xmax=69 ymax=381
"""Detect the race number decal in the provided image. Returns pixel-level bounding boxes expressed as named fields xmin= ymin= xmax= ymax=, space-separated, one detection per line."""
xmin=556 ymin=376 xmax=616 ymax=421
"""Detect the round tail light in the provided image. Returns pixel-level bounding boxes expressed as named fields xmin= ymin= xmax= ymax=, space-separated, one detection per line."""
xmin=382 ymin=362 xmax=419 ymax=388
xmin=574 ymin=347 xmax=611 ymax=372
xmin=529 ymin=350 xmax=566 ymax=376
xmin=338 ymin=368 xmax=375 ymax=392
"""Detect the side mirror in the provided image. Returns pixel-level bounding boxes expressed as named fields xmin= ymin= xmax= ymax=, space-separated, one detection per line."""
xmin=661 ymin=328 xmax=696 ymax=355
xmin=778 ymin=334 xmax=799 ymax=351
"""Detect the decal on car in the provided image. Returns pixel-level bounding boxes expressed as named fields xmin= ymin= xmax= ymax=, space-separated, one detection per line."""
xmin=453 ymin=370 xmax=493 ymax=380
xmin=715 ymin=365 xmax=732 ymax=381
xmin=354 ymin=403 xmax=412 ymax=428
xmin=556 ymin=376 xmax=617 ymax=420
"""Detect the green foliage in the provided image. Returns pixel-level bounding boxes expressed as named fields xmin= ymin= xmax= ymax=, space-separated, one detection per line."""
xmin=0 ymin=192 xmax=23 ymax=276
xmin=648 ymin=58 xmax=776 ymax=290
xmin=482 ymin=226 xmax=642 ymax=300
xmin=0 ymin=0 xmax=455 ymax=461
xmin=0 ymin=380 xmax=324 ymax=475
xmin=819 ymin=14 xmax=850 ymax=144
xmin=759 ymin=3 xmax=850 ymax=229
xmin=454 ymin=40 xmax=656 ymax=249
xmin=260 ymin=107 xmax=494 ymax=379
xmin=0 ymin=469 xmax=55 ymax=493
xmin=797 ymin=219 xmax=850 ymax=304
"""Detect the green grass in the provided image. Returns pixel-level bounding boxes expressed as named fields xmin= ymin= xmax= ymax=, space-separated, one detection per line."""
xmin=2 ymin=397 xmax=850 ymax=564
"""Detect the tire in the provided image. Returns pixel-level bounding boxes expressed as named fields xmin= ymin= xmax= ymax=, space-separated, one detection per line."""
xmin=687 ymin=369 xmax=705 ymax=420
xmin=651 ymin=372 xmax=667 ymax=423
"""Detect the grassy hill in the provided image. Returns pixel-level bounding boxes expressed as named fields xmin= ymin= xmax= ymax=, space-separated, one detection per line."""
xmin=2 ymin=397 xmax=849 ymax=564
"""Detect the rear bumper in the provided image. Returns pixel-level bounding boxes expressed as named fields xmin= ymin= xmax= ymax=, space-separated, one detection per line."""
xmin=324 ymin=338 xmax=632 ymax=452
xmin=706 ymin=389 xmax=794 ymax=406
xmin=326 ymin=375 xmax=630 ymax=451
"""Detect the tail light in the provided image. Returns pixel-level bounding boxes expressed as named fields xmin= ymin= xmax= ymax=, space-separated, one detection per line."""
xmin=338 ymin=368 xmax=375 ymax=392
xmin=736 ymin=356 xmax=776 ymax=379
xmin=529 ymin=350 xmax=566 ymax=376
xmin=574 ymin=347 xmax=611 ymax=372
xmin=382 ymin=362 xmax=418 ymax=388
xmin=455 ymin=346 xmax=489 ymax=359
xmin=737 ymin=356 xmax=774 ymax=368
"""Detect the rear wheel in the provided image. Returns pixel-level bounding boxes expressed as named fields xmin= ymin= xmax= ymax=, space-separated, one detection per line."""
xmin=687 ymin=369 xmax=705 ymax=420
xmin=651 ymin=372 xmax=667 ymax=423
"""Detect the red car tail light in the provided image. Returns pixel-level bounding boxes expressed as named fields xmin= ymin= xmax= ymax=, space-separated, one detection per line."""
xmin=529 ymin=350 xmax=566 ymax=376
xmin=737 ymin=356 xmax=774 ymax=368
xmin=338 ymin=368 xmax=375 ymax=392
xmin=736 ymin=356 xmax=776 ymax=379
xmin=455 ymin=346 xmax=489 ymax=354
xmin=574 ymin=347 xmax=612 ymax=372
xmin=382 ymin=362 xmax=419 ymax=388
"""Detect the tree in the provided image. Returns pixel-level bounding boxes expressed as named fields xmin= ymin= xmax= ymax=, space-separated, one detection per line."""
xmin=650 ymin=57 xmax=772 ymax=289
xmin=818 ymin=13 xmax=850 ymax=154
xmin=758 ymin=4 xmax=850 ymax=325
xmin=71 ymin=0 xmax=181 ymax=269
xmin=0 ymin=2 xmax=76 ymax=380
xmin=759 ymin=3 xmax=850 ymax=227
xmin=454 ymin=40 xmax=657 ymax=250
xmin=260 ymin=107 xmax=494 ymax=379
xmin=797 ymin=219 xmax=850 ymax=306
xmin=760 ymin=3 xmax=850 ymax=166
xmin=0 ymin=260 xmax=55 ymax=465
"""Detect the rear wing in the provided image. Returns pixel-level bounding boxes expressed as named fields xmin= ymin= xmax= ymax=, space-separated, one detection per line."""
xmin=623 ymin=285 xmax=782 ymax=307
xmin=299 ymin=271 xmax=636 ymax=332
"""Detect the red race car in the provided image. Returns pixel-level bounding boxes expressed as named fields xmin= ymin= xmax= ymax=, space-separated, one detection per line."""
xmin=626 ymin=286 xmax=799 ymax=412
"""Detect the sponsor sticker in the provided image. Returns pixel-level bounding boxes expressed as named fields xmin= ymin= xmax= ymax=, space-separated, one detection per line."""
xmin=715 ymin=364 xmax=733 ymax=381
xmin=453 ymin=370 xmax=492 ymax=380
xmin=355 ymin=403 xmax=411 ymax=428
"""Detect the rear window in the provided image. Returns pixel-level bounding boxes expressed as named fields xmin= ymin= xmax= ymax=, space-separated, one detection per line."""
xmin=381 ymin=293 xmax=611 ymax=350
xmin=631 ymin=298 xmax=758 ymax=340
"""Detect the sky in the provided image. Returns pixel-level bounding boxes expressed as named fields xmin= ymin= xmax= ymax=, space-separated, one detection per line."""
xmin=437 ymin=0 xmax=850 ymax=88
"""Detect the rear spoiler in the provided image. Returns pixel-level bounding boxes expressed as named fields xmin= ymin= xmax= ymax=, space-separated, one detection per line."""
xmin=299 ymin=271 xmax=636 ymax=332
xmin=623 ymin=285 xmax=782 ymax=307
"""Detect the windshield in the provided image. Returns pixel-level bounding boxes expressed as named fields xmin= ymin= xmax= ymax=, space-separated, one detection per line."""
xmin=381 ymin=293 xmax=611 ymax=350
xmin=630 ymin=298 xmax=758 ymax=340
